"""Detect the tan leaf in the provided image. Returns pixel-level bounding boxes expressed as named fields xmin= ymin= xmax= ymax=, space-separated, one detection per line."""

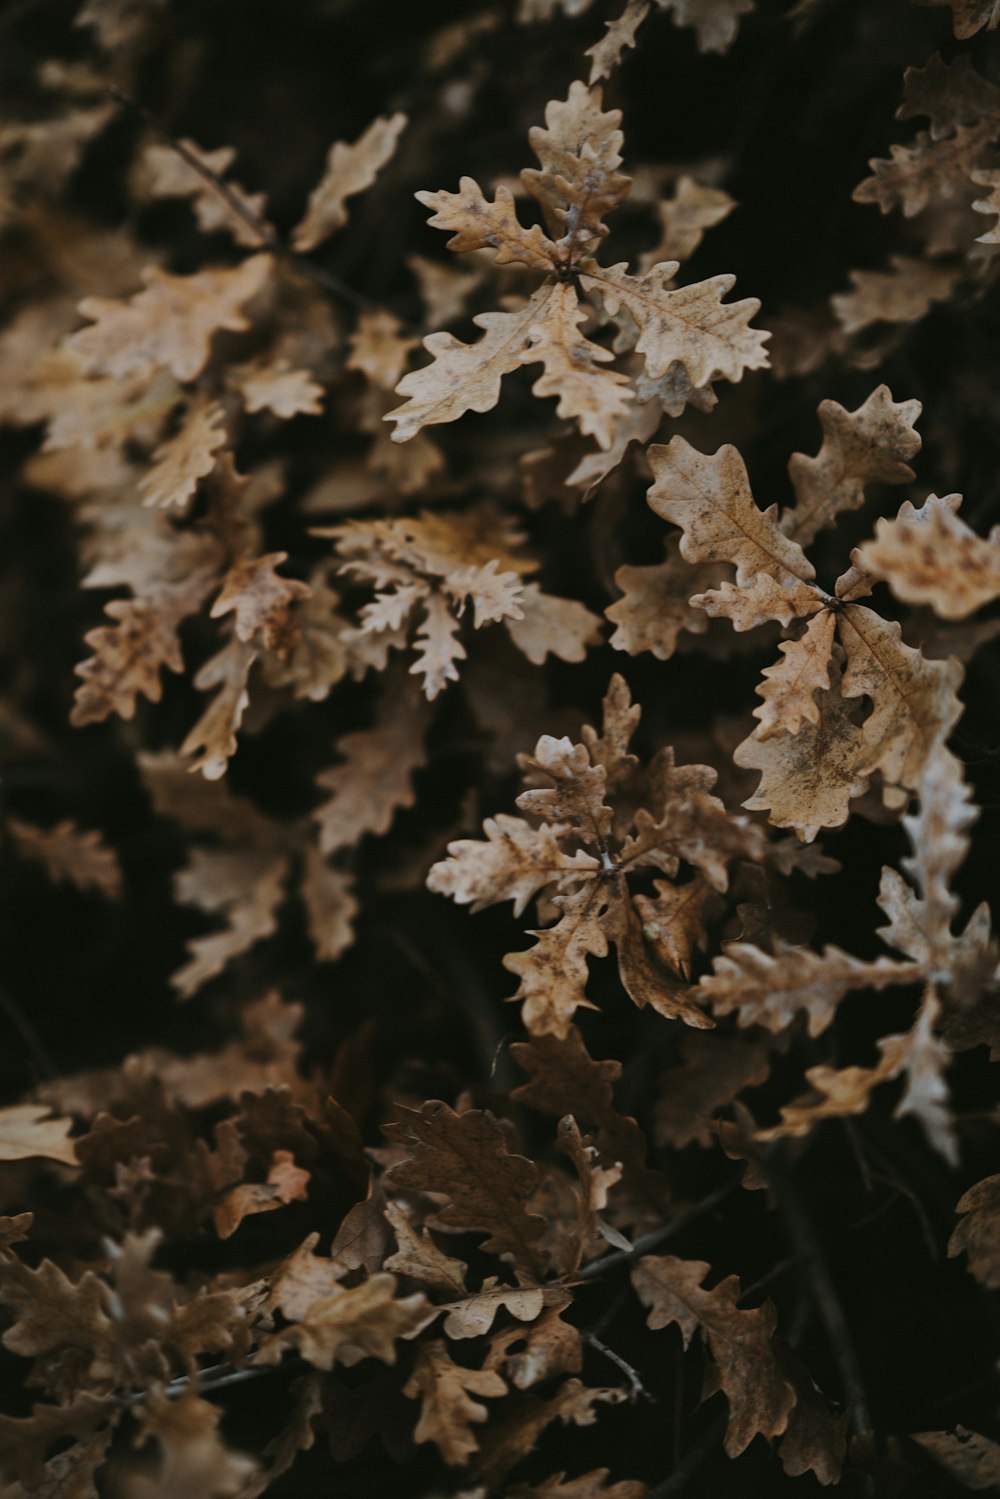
xmin=292 ymin=112 xmax=407 ymax=251
xmin=388 ymin=285 xmax=555 ymax=443
xmin=734 ymin=669 xmax=872 ymax=841
xmin=854 ymin=124 xmax=995 ymax=219
xmin=486 ymin=1301 xmax=583 ymax=1390
xmin=691 ymin=572 xmax=819 ymax=631
xmin=384 ymin=1100 xmax=546 ymax=1278
xmin=129 ymin=1392 xmax=256 ymax=1499
xmin=214 ymin=1149 xmax=310 ymax=1239
xmin=504 ymin=886 xmax=608 ymax=1038
xmin=181 ymin=636 xmax=258 ymax=780
xmin=135 ymin=138 xmax=270 ymax=248
xmin=438 ymin=1280 xmax=546 ymax=1340
xmin=0 ymin=1106 xmax=78 ymax=1167
xmin=521 ymin=282 xmax=634 ymax=449
xmin=783 ymin=385 xmax=922 ymax=547
xmin=139 ymin=400 xmax=227 ymax=511
xmin=949 ymin=1174 xmax=1000 ymax=1288
xmin=831 ymin=255 xmax=958 ymax=335
xmin=259 ymin=1270 xmax=433 ymax=1370
xmin=581 ymin=261 xmax=769 ymax=389
xmin=607 ymin=540 xmax=722 ymax=659
xmin=313 ymin=686 xmax=427 ymax=853
xmin=857 ymin=492 xmax=1000 ymax=619
xmin=634 ymin=875 xmax=712 ymax=978
xmin=758 ymin=988 xmax=956 ymax=1162
xmin=7 ymin=818 xmax=122 ymax=900
xmin=660 ymin=0 xmax=755 ymax=51
xmin=586 ymin=0 xmax=650 ymax=84
xmin=411 ymin=589 xmax=466 ymax=699
xmin=505 ymin=583 xmax=603 ymax=665
xmin=300 ymin=846 xmax=358 ymax=962
xmin=0 ymin=1394 xmax=115 ymax=1491
xmin=913 ymin=0 xmax=1000 ymax=36
xmin=912 ymin=1427 xmax=1000 ymax=1490
xmin=522 ymin=81 xmax=630 ymax=251
xmin=647 ymin=437 xmax=814 ymax=593
xmin=171 ymin=846 xmax=289 ymax=997
xmin=696 ymin=941 xmax=917 ymax=1036
xmin=382 ymin=1199 xmax=468 ymax=1296
xmin=211 ymin=552 xmax=311 ymax=655
xmin=632 ymin=1255 xmax=795 ymax=1455
xmin=416 ymin=178 xmax=558 ymax=270
xmin=67 ymin=255 xmax=272 ymax=381
xmin=71 ymin=592 xmax=196 ymax=727
xmin=838 ymin=602 xmax=964 ymax=804
xmin=639 ymin=174 xmax=735 ymax=271
xmin=428 ymin=815 xmax=598 ymax=917
xmin=403 ymin=1339 xmax=507 ymax=1466
xmin=237 ymin=360 xmax=324 ymax=418
xmin=511 ymin=1473 xmax=646 ymax=1499
xmin=750 ymin=610 xmax=836 ymax=740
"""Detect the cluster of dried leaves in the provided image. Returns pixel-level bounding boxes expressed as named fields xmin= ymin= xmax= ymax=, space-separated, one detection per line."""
xmin=1 ymin=0 xmax=999 ymax=1496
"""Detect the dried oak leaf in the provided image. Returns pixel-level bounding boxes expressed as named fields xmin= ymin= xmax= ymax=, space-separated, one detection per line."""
xmin=695 ymin=942 xmax=918 ymax=1037
xmin=211 ymin=552 xmax=311 ymax=656
xmin=313 ymin=682 xmax=428 ymax=853
xmin=258 ymin=1260 xmax=433 ymax=1370
xmin=180 ymin=635 xmax=257 ymax=781
xmin=949 ymin=1174 xmax=1000 ymax=1287
xmin=632 ymin=1254 xmax=795 ymax=1457
xmin=857 ymin=492 xmax=1000 ymax=619
xmin=913 ymin=0 xmax=1000 ymax=42
xmin=757 ymin=987 xmax=957 ymax=1162
xmin=66 ymin=254 xmax=272 ymax=382
xmin=135 ymin=137 xmax=270 ymax=248
xmin=782 ymin=385 xmax=922 ymax=547
xmin=139 ymin=400 xmax=228 ymax=511
xmin=477 ymin=1380 xmax=629 ymax=1487
xmin=293 ymin=113 xmax=407 ymax=251
xmin=213 ymin=1148 xmax=310 ymax=1239
xmin=0 ymin=1105 xmax=79 ymax=1166
xmin=236 ymin=359 xmax=324 ymax=418
xmin=429 ymin=674 xmax=760 ymax=1035
xmin=127 ymin=1392 xmax=257 ymax=1499
xmin=384 ymin=1100 xmax=547 ymax=1280
xmin=403 ymin=1339 xmax=507 ymax=1465
xmin=0 ymin=1393 xmax=115 ymax=1491
xmin=510 ymin=1473 xmax=646 ymax=1499
xmin=388 ymin=82 xmax=765 ymax=445
xmin=6 ymin=817 xmax=122 ymax=899
xmin=831 ymin=256 xmax=958 ymax=335
xmin=912 ymin=1427 xmax=1000 ymax=1490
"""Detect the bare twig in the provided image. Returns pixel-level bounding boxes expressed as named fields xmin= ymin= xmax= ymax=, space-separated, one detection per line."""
xmin=583 ymin=1330 xmax=652 ymax=1403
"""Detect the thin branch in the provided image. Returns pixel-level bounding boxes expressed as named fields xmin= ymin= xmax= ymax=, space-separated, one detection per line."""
xmin=583 ymin=1330 xmax=652 ymax=1403
xmin=576 ymin=1175 xmax=741 ymax=1281
xmin=107 ymin=86 xmax=374 ymax=311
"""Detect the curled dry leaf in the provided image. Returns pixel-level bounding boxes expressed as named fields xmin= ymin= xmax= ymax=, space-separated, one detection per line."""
xmin=403 ymin=1339 xmax=507 ymax=1466
xmin=0 ymin=1106 xmax=79 ymax=1166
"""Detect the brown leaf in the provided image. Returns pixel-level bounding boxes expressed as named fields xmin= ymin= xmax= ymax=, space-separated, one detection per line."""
xmin=259 ymin=1268 xmax=433 ymax=1370
xmin=0 ymin=1106 xmax=79 ymax=1167
xmin=7 ymin=817 xmax=122 ymax=900
xmin=949 ymin=1174 xmax=1000 ymax=1288
xmin=912 ymin=1426 xmax=1000 ymax=1489
xmin=403 ymin=1338 xmax=507 ymax=1466
xmin=128 ymin=1392 xmax=256 ymax=1499
xmin=213 ymin=1149 xmax=310 ymax=1239
xmin=511 ymin=1470 xmax=646 ymax=1498
xmin=632 ymin=1254 xmax=796 ymax=1456
xmin=314 ymin=686 xmax=428 ymax=853
xmin=181 ymin=636 xmax=258 ymax=781
xmin=831 ymin=256 xmax=958 ymax=335
xmin=384 ymin=1100 xmax=546 ymax=1278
